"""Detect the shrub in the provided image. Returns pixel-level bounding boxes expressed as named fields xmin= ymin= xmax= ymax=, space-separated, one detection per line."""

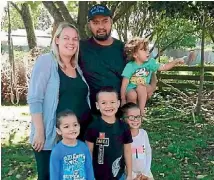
xmin=1 ymin=47 xmax=44 ymax=105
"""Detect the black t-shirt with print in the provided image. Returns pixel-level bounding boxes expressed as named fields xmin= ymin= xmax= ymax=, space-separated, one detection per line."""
xmin=85 ymin=117 xmax=133 ymax=180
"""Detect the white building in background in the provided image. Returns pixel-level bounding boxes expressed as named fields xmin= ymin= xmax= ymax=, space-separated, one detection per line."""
xmin=1 ymin=29 xmax=52 ymax=48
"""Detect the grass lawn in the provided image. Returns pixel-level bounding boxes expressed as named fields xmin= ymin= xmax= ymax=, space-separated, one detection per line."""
xmin=1 ymin=101 xmax=214 ymax=180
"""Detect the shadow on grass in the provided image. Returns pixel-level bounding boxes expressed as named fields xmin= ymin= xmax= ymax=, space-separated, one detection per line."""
xmin=2 ymin=134 xmax=37 ymax=180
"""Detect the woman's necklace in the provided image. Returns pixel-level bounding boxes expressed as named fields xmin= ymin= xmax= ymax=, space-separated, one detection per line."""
xmin=61 ymin=65 xmax=77 ymax=78
xmin=70 ymin=63 xmax=77 ymax=69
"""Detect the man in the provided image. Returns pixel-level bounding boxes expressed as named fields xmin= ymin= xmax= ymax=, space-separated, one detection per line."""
xmin=79 ymin=4 xmax=157 ymax=114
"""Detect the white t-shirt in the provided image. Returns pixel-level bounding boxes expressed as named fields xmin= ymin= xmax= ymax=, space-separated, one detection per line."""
xmin=131 ymin=129 xmax=153 ymax=179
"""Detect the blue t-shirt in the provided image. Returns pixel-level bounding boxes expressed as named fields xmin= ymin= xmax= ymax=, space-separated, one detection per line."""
xmin=50 ymin=140 xmax=94 ymax=180
xmin=122 ymin=58 xmax=160 ymax=92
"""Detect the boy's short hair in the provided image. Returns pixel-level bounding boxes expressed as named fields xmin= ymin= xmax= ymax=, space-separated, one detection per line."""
xmin=96 ymin=86 xmax=119 ymax=101
xmin=124 ymin=37 xmax=149 ymax=61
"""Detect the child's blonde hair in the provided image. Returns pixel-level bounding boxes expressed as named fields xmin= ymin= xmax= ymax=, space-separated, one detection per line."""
xmin=124 ymin=38 xmax=149 ymax=61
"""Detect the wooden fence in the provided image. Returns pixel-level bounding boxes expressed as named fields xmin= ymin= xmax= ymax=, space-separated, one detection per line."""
xmin=158 ymin=66 xmax=214 ymax=89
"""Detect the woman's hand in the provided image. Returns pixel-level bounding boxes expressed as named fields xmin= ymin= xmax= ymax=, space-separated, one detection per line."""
xmin=33 ymin=130 xmax=45 ymax=152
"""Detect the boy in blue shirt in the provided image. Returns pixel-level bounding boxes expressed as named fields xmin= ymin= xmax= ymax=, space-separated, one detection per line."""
xmin=50 ymin=110 xmax=94 ymax=180
xmin=121 ymin=38 xmax=184 ymax=115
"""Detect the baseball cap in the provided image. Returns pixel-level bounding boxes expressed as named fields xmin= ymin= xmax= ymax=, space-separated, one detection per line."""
xmin=88 ymin=4 xmax=112 ymax=21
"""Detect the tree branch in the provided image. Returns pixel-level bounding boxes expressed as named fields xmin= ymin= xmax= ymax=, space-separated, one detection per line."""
xmin=113 ymin=2 xmax=136 ymax=23
xmin=42 ymin=1 xmax=64 ymax=25
xmin=10 ymin=2 xmax=22 ymax=15
xmin=209 ymin=31 xmax=214 ymax=43
xmin=55 ymin=1 xmax=78 ymax=27
xmin=100 ymin=1 xmax=107 ymax=6
xmin=154 ymin=30 xmax=195 ymax=59
xmin=110 ymin=1 xmax=121 ymax=17
xmin=154 ymin=36 xmax=184 ymax=59
xmin=77 ymin=1 xmax=88 ymax=38
xmin=149 ymin=39 xmax=158 ymax=53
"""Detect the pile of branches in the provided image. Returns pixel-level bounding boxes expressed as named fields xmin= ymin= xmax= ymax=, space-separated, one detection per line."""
xmin=149 ymin=87 xmax=214 ymax=123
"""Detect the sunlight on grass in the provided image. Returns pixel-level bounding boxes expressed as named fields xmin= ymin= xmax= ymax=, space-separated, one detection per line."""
xmin=1 ymin=103 xmax=214 ymax=180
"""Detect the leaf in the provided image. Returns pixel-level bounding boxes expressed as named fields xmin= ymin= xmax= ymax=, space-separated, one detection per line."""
xmin=196 ymin=175 xmax=207 ymax=179
xmin=160 ymin=173 xmax=165 ymax=177
xmin=16 ymin=174 xmax=21 ymax=179
xmin=8 ymin=170 xmax=14 ymax=176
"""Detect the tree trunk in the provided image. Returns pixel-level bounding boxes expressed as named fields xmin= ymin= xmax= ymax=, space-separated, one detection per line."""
xmin=7 ymin=2 xmax=16 ymax=104
xmin=55 ymin=1 xmax=78 ymax=27
xmin=42 ymin=1 xmax=137 ymax=39
xmin=11 ymin=2 xmax=37 ymax=49
xmin=209 ymin=31 xmax=214 ymax=43
xmin=77 ymin=1 xmax=88 ymax=39
xmin=21 ymin=3 xmax=37 ymax=49
xmin=113 ymin=2 xmax=136 ymax=23
xmin=42 ymin=1 xmax=64 ymax=26
xmin=195 ymin=13 xmax=206 ymax=115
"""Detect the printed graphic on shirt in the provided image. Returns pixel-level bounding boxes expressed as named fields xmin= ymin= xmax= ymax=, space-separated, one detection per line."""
xmin=112 ymin=156 xmax=122 ymax=177
xmin=96 ymin=132 xmax=109 ymax=164
xmin=130 ymin=68 xmax=149 ymax=85
xmin=132 ymin=146 xmax=146 ymax=159
xmin=63 ymin=153 xmax=86 ymax=180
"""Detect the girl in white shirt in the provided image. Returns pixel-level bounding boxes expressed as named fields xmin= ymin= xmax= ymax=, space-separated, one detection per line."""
xmin=121 ymin=102 xmax=154 ymax=180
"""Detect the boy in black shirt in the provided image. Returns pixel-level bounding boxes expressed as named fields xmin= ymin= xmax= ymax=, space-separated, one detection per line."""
xmin=85 ymin=86 xmax=133 ymax=180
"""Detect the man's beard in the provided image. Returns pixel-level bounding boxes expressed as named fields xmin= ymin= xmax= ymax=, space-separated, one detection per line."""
xmin=92 ymin=30 xmax=111 ymax=41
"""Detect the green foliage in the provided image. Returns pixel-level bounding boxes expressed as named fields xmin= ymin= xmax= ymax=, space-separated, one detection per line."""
xmin=1 ymin=5 xmax=25 ymax=30
xmin=27 ymin=1 xmax=41 ymax=11
xmin=113 ymin=2 xmax=198 ymax=50
xmin=2 ymin=2 xmax=51 ymax=31
xmin=66 ymin=1 xmax=78 ymax=12
xmin=145 ymin=97 xmax=214 ymax=179
xmin=156 ymin=18 xmax=197 ymax=49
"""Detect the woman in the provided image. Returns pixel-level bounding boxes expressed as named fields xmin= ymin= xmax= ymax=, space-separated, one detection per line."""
xmin=27 ymin=22 xmax=91 ymax=180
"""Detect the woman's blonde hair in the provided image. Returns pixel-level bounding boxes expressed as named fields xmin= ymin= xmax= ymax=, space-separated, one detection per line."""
xmin=51 ymin=22 xmax=80 ymax=68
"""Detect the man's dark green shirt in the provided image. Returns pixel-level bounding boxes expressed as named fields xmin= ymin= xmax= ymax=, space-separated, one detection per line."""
xmin=79 ymin=37 xmax=126 ymax=111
